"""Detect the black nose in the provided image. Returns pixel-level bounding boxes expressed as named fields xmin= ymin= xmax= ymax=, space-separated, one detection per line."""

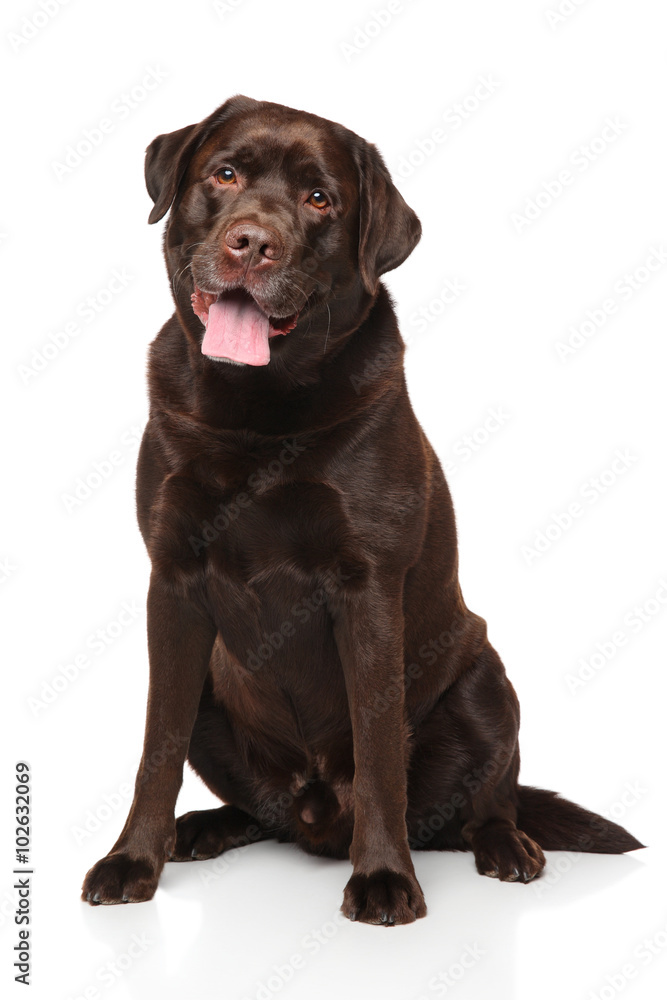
xmin=224 ymin=222 xmax=284 ymax=263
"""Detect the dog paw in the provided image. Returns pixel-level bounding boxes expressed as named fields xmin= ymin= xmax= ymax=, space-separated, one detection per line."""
xmin=82 ymin=853 xmax=159 ymax=905
xmin=171 ymin=809 xmax=232 ymax=861
xmin=341 ymin=869 xmax=427 ymax=925
xmin=171 ymin=805 xmax=263 ymax=861
xmin=473 ymin=825 xmax=545 ymax=883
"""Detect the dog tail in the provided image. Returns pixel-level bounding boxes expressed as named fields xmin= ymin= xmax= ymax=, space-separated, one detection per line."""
xmin=517 ymin=785 xmax=645 ymax=853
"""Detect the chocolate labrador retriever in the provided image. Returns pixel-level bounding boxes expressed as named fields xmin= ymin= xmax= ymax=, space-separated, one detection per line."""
xmin=82 ymin=96 xmax=642 ymax=923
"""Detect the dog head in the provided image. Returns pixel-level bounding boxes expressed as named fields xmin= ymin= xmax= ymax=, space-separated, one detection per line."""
xmin=145 ymin=95 xmax=421 ymax=369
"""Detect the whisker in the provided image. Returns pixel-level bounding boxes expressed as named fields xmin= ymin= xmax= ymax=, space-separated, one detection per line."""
xmin=171 ymin=261 xmax=193 ymax=298
xmin=323 ymin=304 xmax=331 ymax=354
xmin=290 ymin=268 xmax=332 ymax=294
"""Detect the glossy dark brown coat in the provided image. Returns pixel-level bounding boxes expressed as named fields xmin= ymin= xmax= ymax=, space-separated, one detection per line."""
xmin=82 ymin=96 xmax=643 ymax=924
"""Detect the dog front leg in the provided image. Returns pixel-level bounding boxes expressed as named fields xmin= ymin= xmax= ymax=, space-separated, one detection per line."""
xmin=333 ymin=575 xmax=426 ymax=925
xmin=82 ymin=572 xmax=216 ymax=904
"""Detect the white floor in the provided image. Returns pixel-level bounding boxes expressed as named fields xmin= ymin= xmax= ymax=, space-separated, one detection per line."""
xmin=23 ymin=826 xmax=660 ymax=1000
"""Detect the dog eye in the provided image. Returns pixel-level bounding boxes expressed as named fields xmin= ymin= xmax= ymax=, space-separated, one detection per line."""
xmin=307 ymin=190 xmax=329 ymax=209
xmin=214 ymin=167 xmax=237 ymax=185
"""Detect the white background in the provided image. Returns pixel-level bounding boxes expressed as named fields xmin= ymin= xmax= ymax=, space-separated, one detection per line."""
xmin=2 ymin=0 xmax=666 ymax=997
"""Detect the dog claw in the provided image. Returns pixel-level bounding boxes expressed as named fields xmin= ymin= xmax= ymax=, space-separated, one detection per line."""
xmin=343 ymin=870 xmax=426 ymax=925
xmin=474 ymin=827 xmax=546 ymax=884
xmin=81 ymin=853 xmax=159 ymax=905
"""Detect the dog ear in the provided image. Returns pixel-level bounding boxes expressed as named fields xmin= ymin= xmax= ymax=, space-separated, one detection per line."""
xmin=144 ymin=95 xmax=258 ymax=225
xmin=356 ymin=142 xmax=421 ymax=294
xmin=144 ymin=123 xmax=201 ymax=225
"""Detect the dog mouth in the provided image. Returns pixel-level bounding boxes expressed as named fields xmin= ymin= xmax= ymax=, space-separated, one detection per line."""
xmin=191 ymin=286 xmax=299 ymax=367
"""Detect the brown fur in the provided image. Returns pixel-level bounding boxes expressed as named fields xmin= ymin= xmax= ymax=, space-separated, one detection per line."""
xmin=82 ymin=96 xmax=643 ymax=924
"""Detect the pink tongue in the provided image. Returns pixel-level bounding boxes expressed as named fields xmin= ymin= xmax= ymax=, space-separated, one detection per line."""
xmin=201 ymin=291 xmax=271 ymax=366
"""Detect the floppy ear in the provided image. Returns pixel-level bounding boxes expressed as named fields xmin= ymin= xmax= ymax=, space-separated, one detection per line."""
xmin=144 ymin=123 xmax=201 ymax=224
xmin=356 ymin=142 xmax=422 ymax=294
xmin=144 ymin=95 xmax=258 ymax=225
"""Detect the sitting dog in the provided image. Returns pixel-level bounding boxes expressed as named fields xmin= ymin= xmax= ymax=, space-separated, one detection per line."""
xmin=82 ymin=96 xmax=643 ymax=924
